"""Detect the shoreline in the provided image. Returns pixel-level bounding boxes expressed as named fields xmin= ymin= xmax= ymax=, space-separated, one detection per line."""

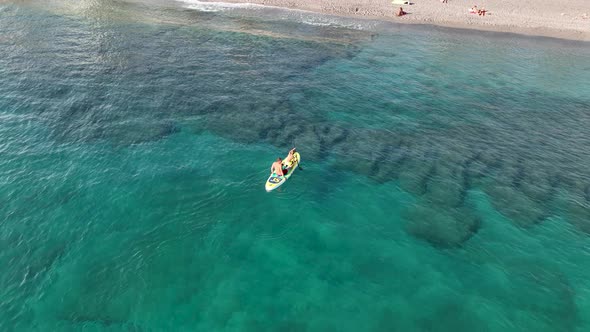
xmin=193 ymin=0 xmax=590 ymax=41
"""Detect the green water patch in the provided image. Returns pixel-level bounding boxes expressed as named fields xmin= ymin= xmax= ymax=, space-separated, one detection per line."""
xmin=2 ymin=1 xmax=590 ymax=330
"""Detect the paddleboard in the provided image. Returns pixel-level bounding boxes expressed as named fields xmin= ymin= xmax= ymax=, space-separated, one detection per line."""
xmin=265 ymin=152 xmax=300 ymax=192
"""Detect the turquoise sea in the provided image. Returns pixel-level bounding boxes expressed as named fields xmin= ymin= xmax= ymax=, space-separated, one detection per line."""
xmin=2 ymin=0 xmax=590 ymax=330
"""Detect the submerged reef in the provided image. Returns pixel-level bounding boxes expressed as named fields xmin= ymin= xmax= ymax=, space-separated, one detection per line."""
xmin=20 ymin=7 xmax=590 ymax=245
xmin=403 ymin=202 xmax=481 ymax=248
xmin=196 ymin=88 xmax=590 ymax=245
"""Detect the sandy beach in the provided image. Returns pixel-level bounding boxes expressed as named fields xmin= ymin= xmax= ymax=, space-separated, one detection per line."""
xmin=198 ymin=0 xmax=590 ymax=41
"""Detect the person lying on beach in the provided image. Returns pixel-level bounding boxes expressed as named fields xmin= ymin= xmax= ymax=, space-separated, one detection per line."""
xmin=396 ymin=7 xmax=407 ymax=16
xmin=469 ymin=6 xmax=488 ymax=16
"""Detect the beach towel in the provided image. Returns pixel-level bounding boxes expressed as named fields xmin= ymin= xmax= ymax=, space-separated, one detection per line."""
xmin=392 ymin=0 xmax=410 ymax=5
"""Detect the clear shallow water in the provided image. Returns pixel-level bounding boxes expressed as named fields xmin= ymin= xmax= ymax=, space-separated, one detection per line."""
xmin=2 ymin=1 xmax=590 ymax=331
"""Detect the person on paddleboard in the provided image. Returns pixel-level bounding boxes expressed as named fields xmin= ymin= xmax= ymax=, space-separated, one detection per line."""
xmin=270 ymin=148 xmax=297 ymax=176
xmin=284 ymin=148 xmax=296 ymax=165
xmin=271 ymin=158 xmax=286 ymax=176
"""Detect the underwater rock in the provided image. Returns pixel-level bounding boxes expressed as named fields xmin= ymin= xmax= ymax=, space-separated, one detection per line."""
xmin=370 ymin=139 xmax=411 ymax=183
xmin=517 ymin=170 xmax=555 ymax=203
xmin=484 ymin=184 xmax=548 ymax=227
xmin=566 ymin=199 xmax=590 ymax=234
xmin=264 ymin=119 xmax=296 ymax=145
xmin=331 ymin=129 xmax=400 ymax=182
xmin=403 ymin=202 xmax=480 ymax=248
xmin=258 ymin=102 xmax=299 ymax=142
xmin=414 ymin=299 xmax=488 ymax=332
xmin=283 ymin=124 xmax=413 ymax=182
xmin=108 ymin=120 xmax=179 ymax=145
xmin=368 ymin=160 xmax=399 ymax=183
xmin=424 ymin=175 xmax=466 ymax=208
xmin=269 ymin=106 xmax=313 ymax=147
xmin=208 ymin=116 xmax=261 ymax=143
xmin=434 ymin=153 xmax=468 ymax=178
xmin=332 ymin=157 xmax=373 ymax=179
xmin=434 ymin=148 xmax=472 ymax=174
xmin=492 ymin=160 xmax=522 ymax=188
xmin=202 ymin=98 xmax=314 ymax=146
xmin=399 ymin=161 xmax=435 ymax=196
xmin=206 ymin=101 xmax=287 ymax=144
xmin=49 ymin=99 xmax=110 ymax=143
xmin=463 ymin=158 xmax=489 ymax=188
xmin=557 ymin=172 xmax=590 ymax=200
xmin=502 ymin=160 xmax=555 ymax=202
xmin=475 ymin=148 xmax=503 ymax=172
xmin=463 ymin=152 xmax=501 ymax=188
xmin=3 ymin=240 xmax=67 ymax=294
xmin=269 ymin=119 xmax=322 ymax=160
xmin=499 ymin=259 xmax=578 ymax=331
xmin=292 ymin=125 xmax=323 ymax=161
xmin=387 ymin=140 xmax=411 ymax=166
xmin=313 ymin=123 xmax=349 ymax=152
xmin=421 ymin=148 xmax=473 ymax=204
xmin=332 ymin=158 xmax=375 ymax=181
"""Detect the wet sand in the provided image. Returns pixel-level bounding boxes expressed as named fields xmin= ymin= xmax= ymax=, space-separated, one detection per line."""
xmin=195 ymin=0 xmax=590 ymax=41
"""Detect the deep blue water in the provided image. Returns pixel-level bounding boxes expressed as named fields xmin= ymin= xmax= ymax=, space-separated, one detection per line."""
xmin=1 ymin=1 xmax=590 ymax=331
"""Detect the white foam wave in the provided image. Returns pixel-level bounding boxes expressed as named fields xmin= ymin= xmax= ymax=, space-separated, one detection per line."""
xmin=286 ymin=13 xmax=371 ymax=30
xmin=176 ymin=0 xmax=264 ymax=12
xmin=176 ymin=0 xmax=372 ymax=30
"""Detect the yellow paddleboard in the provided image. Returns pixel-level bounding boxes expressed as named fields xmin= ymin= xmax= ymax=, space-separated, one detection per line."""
xmin=265 ymin=152 xmax=300 ymax=192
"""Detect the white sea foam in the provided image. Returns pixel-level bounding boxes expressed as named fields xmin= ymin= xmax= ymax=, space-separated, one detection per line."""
xmin=176 ymin=0 xmax=265 ymax=12
xmin=176 ymin=0 xmax=371 ymax=30
xmin=294 ymin=16 xmax=370 ymax=30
